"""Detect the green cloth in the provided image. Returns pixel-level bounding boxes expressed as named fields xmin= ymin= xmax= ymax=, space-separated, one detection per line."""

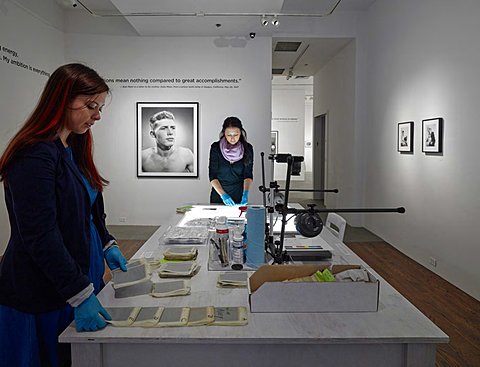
xmin=313 ymin=269 xmax=336 ymax=282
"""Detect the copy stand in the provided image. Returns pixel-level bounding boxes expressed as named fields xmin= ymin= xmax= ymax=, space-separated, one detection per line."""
xmin=259 ymin=152 xmax=406 ymax=264
xmin=259 ymin=152 xmax=338 ymax=264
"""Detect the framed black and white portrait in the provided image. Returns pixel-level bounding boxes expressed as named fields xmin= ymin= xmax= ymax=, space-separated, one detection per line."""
xmin=271 ymin=131 xmax=278 ymax=154
xmin=397 ymin=121 xmax=414 ymax=153
xmin=137 ymin=102 xmax=199 ymax=177
xmin=422 ymin=117 xmax=443 ymax=153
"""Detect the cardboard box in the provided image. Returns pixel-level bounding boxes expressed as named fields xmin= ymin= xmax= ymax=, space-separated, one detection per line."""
xmin=248 ymin=264 xmax=379 ymax=313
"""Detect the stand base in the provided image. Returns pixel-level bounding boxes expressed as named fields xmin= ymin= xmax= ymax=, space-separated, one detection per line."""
xmin=288 ymin=250 xmax=333 ymax=261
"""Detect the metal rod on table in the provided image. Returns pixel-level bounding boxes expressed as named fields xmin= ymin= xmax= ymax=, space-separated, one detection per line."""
xmin=284 ymin=207 xmax=406 ymax=214
xmin=277 ymin=188 xmax=339 ymax=193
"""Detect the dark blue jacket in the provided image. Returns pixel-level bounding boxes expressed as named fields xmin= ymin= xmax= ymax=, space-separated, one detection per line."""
xmin=0 ymin=139 xmax=114 ymax=313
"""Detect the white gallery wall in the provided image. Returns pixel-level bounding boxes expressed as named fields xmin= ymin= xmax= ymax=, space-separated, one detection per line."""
xmin=313 ymin=41 xmax=358 ymax=220
xmin=304 ymin=97 xmax=313 ymax=172
xmin=271 ymin=86 xmax=306 ymax=181
xmin=0 ymin=1 xmax=65 ymax=253
xmin=64 ymin=34 xmax=272 ymax=227
xmin=360 ymin=0 xmax=480 ymax=300
xmin=271 ymin=76 xmax=314 ymax=180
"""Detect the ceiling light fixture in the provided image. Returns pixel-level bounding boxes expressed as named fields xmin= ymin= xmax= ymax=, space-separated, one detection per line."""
xmin=261 ymin=15 xmax=268 ymax=27
xmin=286 ymin=68 xmax=294 ymax=80
xmin=271 ymin=15 xmax=279 ymax=27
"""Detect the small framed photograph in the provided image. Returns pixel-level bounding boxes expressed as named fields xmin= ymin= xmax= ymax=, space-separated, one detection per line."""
xmin=397 ymin=121 xmax=414 ymax=153
xmin=271 ymin=131 xmax=278 ymax=154
xmin=137 ymin=102 xmax=198 ymax=177
xmin=422 ymin=117 xmax=443 ymax=153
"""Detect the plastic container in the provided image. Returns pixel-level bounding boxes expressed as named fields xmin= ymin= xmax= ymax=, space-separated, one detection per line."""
xmin=216 ymin=217 xmax=229 ymax=267
xmin=231 ymin=231 xmax=244 ymax=270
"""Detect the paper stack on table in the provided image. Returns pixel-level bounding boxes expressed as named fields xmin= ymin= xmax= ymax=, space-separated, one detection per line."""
xmin=157 ymin=261 xmax=199 ymax=278
xmin=212 ymin=307 xmax=248 ymax=326
xmin=131 ymin=306 xmax=164 ymax=327
xmin=151 ymin=280 xmax=191 ymax=297
xmin=103 ymin=306 xmax=248 ymax=328
xmin=105 ymin=307 xmax=141 ymax=327
xmin=112 ymin=260 xmax=152 ymax=289
xmin=114 ymin=280 xmax=154 ymax=298
xmin=176 ymin=205 xmax=193 ymax=214
xmin=163 ymin=246 xmax=198 ymax=261
xmin=163 ymin=226 xmax=208 ymax=245
xmin=217 ymin=272 xmax=249 ymax=288
xmin=113 ymin=279 xmax=191 ymax=299
xmin=157 ymin=307 xmax=190 ymax=327
xmin=186 ymin=306 xmax=215 ymax=326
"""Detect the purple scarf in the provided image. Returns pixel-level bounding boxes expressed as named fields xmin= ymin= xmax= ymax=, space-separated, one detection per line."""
xmin=220 ymin=137 xmax=244 ymax=163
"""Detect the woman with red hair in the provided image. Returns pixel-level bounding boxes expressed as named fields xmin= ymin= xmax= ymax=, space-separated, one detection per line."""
xmin=0 ymin=63 xmax=127 ymax=367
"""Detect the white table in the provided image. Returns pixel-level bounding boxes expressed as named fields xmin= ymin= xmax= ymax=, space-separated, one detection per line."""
xmin=60 ymin=206 xmax=448 ymax=367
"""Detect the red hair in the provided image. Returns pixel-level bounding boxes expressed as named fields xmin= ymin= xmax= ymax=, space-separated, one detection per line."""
xmin=0 ymin=63 xmax=110 ymax=191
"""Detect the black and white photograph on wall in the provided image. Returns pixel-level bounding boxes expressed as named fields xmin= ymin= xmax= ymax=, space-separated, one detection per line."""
xmin=422 ymin=117 xmax=443 ymax=153
xmin=137 ymin=102 xmax=199 ymax=177
xmin=397 ymin=121 xmax=414 ymax=153
xmin=271 ymin=131 xmax=278 ymax=154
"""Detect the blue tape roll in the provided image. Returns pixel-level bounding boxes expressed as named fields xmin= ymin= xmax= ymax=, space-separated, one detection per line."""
xmin=245 ymin=206 xmax=265 ymax=266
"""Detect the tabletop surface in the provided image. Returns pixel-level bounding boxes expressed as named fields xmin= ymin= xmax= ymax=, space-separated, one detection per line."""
xmin=60 ymin=205 xmax=448 ymax=345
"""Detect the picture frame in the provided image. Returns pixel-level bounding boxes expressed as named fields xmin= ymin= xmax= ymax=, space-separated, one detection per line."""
xmin=271 ymin=130 xmax=278 ymax=154
xmin=397 ymin=121 xmax=414 ymax=153
xmin=137 ymin=102 xmax=199 ymax=177
xmin=422 ymin=117 xmax=443 ymax=153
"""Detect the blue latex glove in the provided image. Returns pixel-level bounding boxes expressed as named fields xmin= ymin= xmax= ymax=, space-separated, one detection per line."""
xmin=221 ymin=193 xmax=235 ymax=206
xmin=105 ymin=245 xmax=128 ymax=271
xmin=74 ymin=294 xmax=111 ymax=332
xmin=240 ymin=190 xmax=249 ymax=205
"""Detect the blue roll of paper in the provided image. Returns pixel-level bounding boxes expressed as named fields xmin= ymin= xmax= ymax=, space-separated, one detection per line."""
xmin=245 ymin=205 xmax=266 ymax=266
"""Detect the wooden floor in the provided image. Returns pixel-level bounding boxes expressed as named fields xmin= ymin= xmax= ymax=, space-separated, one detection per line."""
xmin=106 ymin=238 xmax=480 ymax=367
xmin=346 ymin=241 xmax=480 ymax=367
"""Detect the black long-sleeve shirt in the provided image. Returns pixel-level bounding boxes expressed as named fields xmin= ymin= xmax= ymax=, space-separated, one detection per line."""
xmin=208 ymin=141 xmax=253 ymax=204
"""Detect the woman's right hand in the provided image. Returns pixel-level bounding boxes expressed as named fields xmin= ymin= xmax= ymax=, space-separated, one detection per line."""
xmin=221 ymin=193 xmax=235 ymax=206
xmin=74 ymin=293 xmax=111 ymax=332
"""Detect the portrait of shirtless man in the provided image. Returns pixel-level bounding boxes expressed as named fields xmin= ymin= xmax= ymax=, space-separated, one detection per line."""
xmin=142 ymin=111 xmax=194 ymax=172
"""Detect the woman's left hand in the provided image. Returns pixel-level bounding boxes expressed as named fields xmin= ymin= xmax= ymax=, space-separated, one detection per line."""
xmin=105 ymin=245 xmax=128 ymax=271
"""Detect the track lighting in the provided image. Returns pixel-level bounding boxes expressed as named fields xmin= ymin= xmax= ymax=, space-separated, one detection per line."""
xmin=260 ymin=15 xmax=280 ymax=27
xmin=261 ymin=15 xmax=268 ymax=27
xmin=271 ymin=15 xmax=279 ymax=27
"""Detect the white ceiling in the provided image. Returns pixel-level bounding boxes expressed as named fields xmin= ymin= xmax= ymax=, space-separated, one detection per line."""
xmin=65 ymin=0 xmax=375 ymax=77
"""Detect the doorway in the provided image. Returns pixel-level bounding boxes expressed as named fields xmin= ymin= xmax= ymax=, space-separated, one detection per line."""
xmin=313 ymin=114 xmax=327 ymax=201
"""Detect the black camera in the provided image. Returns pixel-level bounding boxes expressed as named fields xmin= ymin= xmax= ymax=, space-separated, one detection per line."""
xmin=249 ymin=32 xmax=256 ymax=39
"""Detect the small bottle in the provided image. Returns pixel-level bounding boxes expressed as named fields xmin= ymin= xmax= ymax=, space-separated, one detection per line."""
xmin=231 ymin=231 xmax=244 ymax=270
xmin=208 ymin=217 xmax=217 ymax=240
